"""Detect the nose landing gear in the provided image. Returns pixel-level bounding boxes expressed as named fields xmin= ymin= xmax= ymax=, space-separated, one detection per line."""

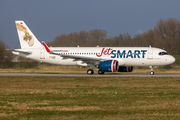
xmin=150 ymin=66 xmax=154 ymax=75
xmin=150 ymin=71 xmax=154 ymax=75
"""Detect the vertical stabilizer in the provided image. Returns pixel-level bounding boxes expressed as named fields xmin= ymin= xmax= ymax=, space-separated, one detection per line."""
xmin=15 ymin=21 xmax=43 ymax=49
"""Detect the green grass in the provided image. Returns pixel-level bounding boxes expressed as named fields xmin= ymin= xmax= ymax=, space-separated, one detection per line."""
xmin=0 ymin=77 xmax=180 ymax=119
xmin=173 ymin=55 xmax=180 ymax=63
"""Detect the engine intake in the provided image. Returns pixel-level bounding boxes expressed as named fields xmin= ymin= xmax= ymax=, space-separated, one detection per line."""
xmin=99 ymin=60 xmax=118 ymax=72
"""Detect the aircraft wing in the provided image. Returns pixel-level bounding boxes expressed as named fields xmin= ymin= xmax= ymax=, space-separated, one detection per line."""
xmin=42 ymin=42 xmax=107 ymax=63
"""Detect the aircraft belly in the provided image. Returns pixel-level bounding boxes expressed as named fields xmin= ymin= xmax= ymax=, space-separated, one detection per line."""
xmin=123 ymin=58 xmax=161 ymax=66
xmin=123 ymin=59 xmax=145 ymax=66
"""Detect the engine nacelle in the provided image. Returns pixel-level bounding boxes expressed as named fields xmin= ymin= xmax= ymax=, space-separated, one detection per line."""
xmin=99 ymin=60 xmax=118 ymax=72
xmin=118 ymin=66 xmax=134 ymax=72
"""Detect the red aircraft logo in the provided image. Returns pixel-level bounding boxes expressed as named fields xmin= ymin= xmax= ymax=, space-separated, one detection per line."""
xmin=96 ymin=48 xmax=113 ymax=57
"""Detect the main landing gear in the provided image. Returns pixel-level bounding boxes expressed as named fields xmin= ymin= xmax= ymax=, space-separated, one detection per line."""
xmin=87 ymin=64 xmax=104 ymax=75
xmin=150 ymin=66 xmax=154 ymax=75
xmin=87 ymin=64 xmax=95 ymax=75
xmin=87 ymin=69 xmax=94 ymax=75
xmin=87 ymin=69 xmax=105 ymax=75
xmin=98 ymin=70 xmax=104 ymax=74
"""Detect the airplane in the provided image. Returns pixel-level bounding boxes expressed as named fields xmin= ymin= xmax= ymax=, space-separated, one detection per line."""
xmin=12 ymin=21 xmax=175 ymax=75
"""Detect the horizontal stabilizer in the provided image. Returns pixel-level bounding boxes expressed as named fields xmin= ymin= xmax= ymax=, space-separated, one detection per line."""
xmin=7 ymin=49 xmax=32 ymax=54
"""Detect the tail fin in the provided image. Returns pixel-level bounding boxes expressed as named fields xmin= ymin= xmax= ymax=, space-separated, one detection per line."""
xmin=15 ymin=21 xmax=43 ymax=49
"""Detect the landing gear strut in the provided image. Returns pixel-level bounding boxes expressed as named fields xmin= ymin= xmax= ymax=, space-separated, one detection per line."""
xmin=150 ymin=66 xmax=154 ymax=75
xmin=87 ymin=69 xmax=94 ymax=75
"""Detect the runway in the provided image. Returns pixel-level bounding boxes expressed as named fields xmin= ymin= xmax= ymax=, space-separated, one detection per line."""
xmin=0 ymin=73 xmax=179 ymax=77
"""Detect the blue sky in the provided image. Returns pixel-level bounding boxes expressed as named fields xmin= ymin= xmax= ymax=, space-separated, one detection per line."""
xmin=0 ymin=0 xmax=180 ymax=49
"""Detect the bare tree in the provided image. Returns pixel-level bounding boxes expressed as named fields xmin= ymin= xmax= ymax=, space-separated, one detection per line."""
xmin=48 ymin=18 xmax=180 ymax=55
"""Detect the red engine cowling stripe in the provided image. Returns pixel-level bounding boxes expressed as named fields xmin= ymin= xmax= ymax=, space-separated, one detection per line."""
xmin=112 ymin=60 xmax=116 ymax=72
xmin=128 ymin=66 xmax=131 ymax=72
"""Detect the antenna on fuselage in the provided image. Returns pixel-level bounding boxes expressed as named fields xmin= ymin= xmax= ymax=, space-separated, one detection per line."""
xmin=77 ymin=45 xmax=79 ymax=47
xmin=149 ymin=45 xmax=151 ymax=48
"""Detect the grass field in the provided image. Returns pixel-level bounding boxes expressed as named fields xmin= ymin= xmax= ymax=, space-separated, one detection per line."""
xmin=173 ymin=55 xmax=180 ymax=63
xmin=0 ymin=76 xmax=180 ymax=119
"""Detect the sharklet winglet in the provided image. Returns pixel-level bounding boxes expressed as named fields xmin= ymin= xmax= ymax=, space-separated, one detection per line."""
xmin=42 ymin=41 xmax=51 ymax=53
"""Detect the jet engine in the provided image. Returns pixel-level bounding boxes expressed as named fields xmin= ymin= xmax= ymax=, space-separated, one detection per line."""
xmin=99 ymin=60 xmax=118 ymax=72
xmin=118 ymin=66 xmax=134 ymax=72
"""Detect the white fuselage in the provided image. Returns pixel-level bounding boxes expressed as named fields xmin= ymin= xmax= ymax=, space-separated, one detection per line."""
xmin=14 ymin=47 xmax=175 ymax=67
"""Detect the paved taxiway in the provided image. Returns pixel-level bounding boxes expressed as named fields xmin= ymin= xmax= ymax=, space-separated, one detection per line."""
xmin=0 ymin=73 xmax=179 ymax=77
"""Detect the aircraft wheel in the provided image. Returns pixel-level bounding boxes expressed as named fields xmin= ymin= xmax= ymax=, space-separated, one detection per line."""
xmin=98 ymin=70 xmax=104 ymax=74
xmin=149 ymin=66 xmax=154 ymax=75
xmin=87 ymin=69 xmax=94 ymax=75
xmin=150 ymin=71 xmax=154 ymax=75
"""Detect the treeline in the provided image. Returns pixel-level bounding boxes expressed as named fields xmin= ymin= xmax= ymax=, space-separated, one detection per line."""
xmin=48 ymin=18 xmax=180 ymax=55
xmin=0 ymin=40 xmax=12 ymax=68
xmin=0 ymin=40 xmax=39 ymax=68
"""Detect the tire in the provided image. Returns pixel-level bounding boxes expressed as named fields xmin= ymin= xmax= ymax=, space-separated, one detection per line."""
xmin=87 ymin=69 xmax=94 ymax=75
xmin=98 ymin=70 xmax=104 ymax=74
xmin=150 ymin=71 xmax=154 ymax=75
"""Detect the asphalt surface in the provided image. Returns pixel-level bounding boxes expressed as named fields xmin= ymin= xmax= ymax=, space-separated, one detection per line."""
xmin=0 ymin=73 xmax=179 ymax=77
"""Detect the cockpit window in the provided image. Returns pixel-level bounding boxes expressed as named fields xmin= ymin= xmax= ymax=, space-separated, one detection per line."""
xmin=159 ymin=52 xmax=168 ymax=55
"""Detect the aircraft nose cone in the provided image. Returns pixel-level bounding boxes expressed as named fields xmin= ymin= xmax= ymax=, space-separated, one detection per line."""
xmin=168 ymin=56 xmax=175 ymax=64
xmin=165 ymin=56 xmax=175 ymax=65
xmin=171 ymin=56 xmax=176 ymax=64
